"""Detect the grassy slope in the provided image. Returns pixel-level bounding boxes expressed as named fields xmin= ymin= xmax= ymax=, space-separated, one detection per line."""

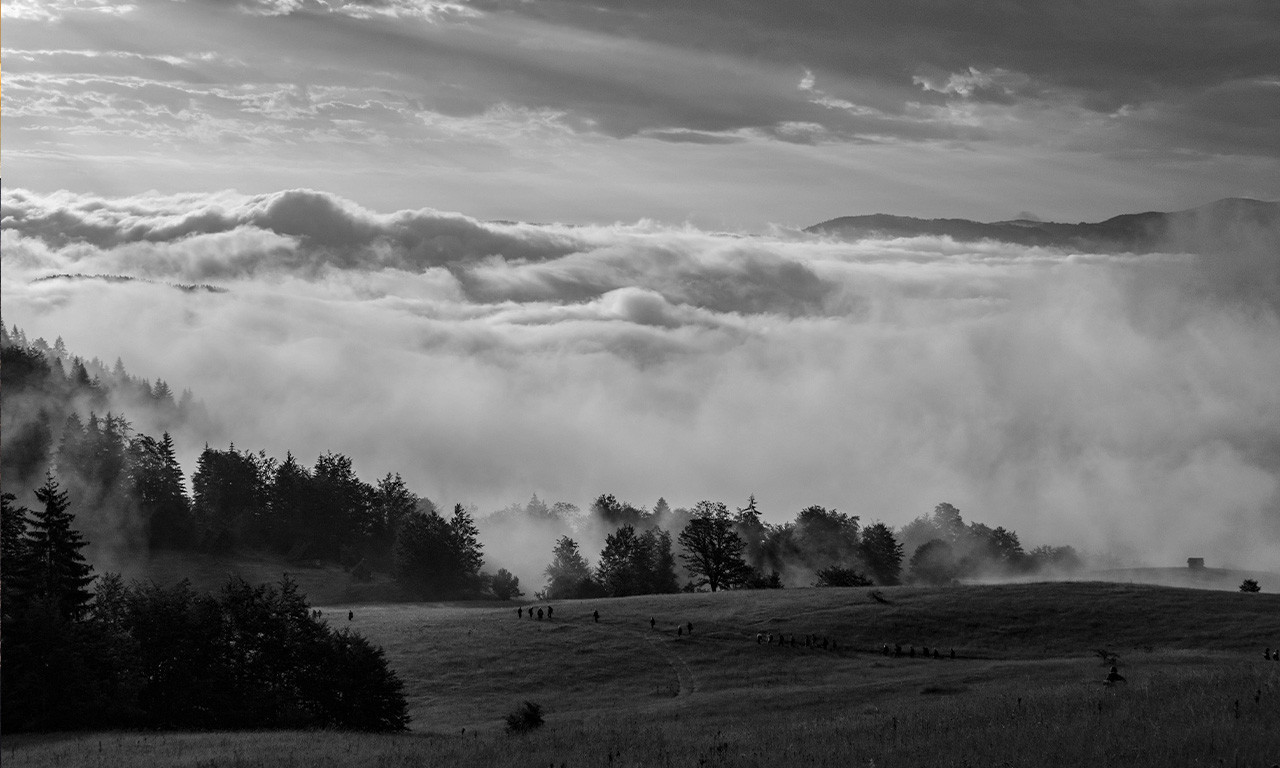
xmin=7 ymin=582 xmax=1280 ymax=767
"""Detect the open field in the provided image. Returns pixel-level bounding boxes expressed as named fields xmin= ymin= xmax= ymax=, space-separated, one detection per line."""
xmin=6 ymin=582 xmax=1280 ymax=767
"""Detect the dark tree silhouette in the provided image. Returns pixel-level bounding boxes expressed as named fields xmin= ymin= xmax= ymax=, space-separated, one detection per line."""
xmin=490 ymin=568 xmax=523 ymax=600
xmin=596 ymin=525 xmax=678 ymax=597
xmin=909 ymin=538 xmax=959 ymax=585
xmin=861 ymin=522 xmax=905 ymax=585
xmin=1 ymin=493 xmax=34 ymax=621
xmin=192 ymin=445 xmax=274 ymax=551
xmin=129 ymin=431 xmax=194 ymax=549
xmin=448 ymin=503 xmax=485 ymax=591
xmin=544 ymin=535 xmax=596 ymax=599
xmin=814 ymin=565 xmax=874 ymax=587
xmin=30 ymin=474 xmax=96 ymax=620
xmin=678 ymin=501 xmax=751 ymax=592
xmin=597 ymin=525 xmax=646 ymax=596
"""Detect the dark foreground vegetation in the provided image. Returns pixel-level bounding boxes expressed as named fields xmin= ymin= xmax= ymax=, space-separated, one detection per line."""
xmin=1 ymin=484 xmax=408 ymax=733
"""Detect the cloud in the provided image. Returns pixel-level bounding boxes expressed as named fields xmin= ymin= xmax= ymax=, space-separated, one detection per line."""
xmin=3 ymin=188 xmax=1279 ymax=578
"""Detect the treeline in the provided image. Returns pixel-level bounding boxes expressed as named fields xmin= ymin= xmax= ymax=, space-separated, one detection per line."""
xmin=526 ymin=494 xmax=1081 ymax=599
xmin=2 ymin=324 xmax=499 ymax=600
xmin=2 ymin=322 xmax=1083 ymax=609
xmin=1 ymin=320 xmax=211 ymax=493
xmin=900 ymin=502 xmax=1081 ymax=583
xmin=537 ymin=495 xmax=904 ymax=598
xmin=1 ymin=480 xmax=408 ymax=733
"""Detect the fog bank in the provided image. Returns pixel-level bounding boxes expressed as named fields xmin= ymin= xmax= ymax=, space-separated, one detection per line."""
xmin=3 ymin=188 xmax=1277 ymax=574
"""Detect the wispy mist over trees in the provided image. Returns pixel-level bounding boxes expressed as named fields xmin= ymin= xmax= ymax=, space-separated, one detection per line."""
xmin=3 ymin=321 xmax=1087 ymax=606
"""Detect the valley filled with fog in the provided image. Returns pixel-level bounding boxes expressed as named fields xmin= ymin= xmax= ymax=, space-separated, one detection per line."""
xmin=3 ymin=188 xmax=1278 ymax=575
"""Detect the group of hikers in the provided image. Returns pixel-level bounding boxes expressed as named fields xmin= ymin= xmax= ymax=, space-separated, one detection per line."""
xmin=518 ymin=605 xmax=602 ymax=623
xmin=755 ymin=632 xmax=845 ymax=651
xmin=877 ymin=643 xmax=955 ymax=660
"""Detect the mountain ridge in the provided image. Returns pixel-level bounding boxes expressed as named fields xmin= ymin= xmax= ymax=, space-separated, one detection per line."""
xmin=806 ymin=197 xmax=1280 ymax=252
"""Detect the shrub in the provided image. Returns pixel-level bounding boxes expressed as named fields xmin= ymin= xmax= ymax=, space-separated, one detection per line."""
xmin=1239 ymin=579 xmax=1261 ymax=593
xmin=505 ymin=700 xmax=544 ymax=734
xmin=815 ymin=566 xmax=874 ymax=587
xmin=490 ymin=568 xmax=523 ymax=600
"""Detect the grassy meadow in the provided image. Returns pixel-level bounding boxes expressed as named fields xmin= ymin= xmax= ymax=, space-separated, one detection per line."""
xmin=6 ymin=581 xmax=1280 ymax=767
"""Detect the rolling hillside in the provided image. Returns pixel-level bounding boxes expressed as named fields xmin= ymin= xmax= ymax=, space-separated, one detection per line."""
xmin=9 ymin=581 xmax=1275 ymax=767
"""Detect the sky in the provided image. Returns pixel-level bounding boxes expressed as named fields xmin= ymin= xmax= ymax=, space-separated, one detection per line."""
xmin=2 ymin=1 xmax=1279 ymax=574
xmin=3 ymin=0 xmax=1279 ymax=227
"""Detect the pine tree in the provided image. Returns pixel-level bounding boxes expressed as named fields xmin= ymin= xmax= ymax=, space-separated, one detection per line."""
xmin=1 ymin=493 xmax=34 ymax=622
xmin=29 ymin=474 xmax=96 ymax=620
xmin=544 ymin=536 xmax=594 ymax=598
xmin=448 ymin=503 xmax=484 ymax=592
xmin=860 ymin=522 xmax=905 ymax=585
xmin=130 ymin=432 xmax=194 ymax=549
xmin=648 ymin=528 xmax=680 ymax=594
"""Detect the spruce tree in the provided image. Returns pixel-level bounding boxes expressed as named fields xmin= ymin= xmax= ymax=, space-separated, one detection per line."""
xmin=29 ymin=474 xmax=96 ymax=620
xmin=447 ymin=503 xmax=484 ymax=592
xmin=544 ymin=536 xmax=593 ymax=598
xmin=1 ymin=493 xmax=34 ymax=621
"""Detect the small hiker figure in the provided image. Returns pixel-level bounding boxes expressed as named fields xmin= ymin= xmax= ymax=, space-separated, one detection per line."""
xmin=547 ymin=605 xmax=553 ymax=620
xmin=678 ymin=625 xmax=684 ymax=636
xmin=687 ymin=621 xmax=693 ymax=634
xmin=950 ymin=648 xmax=955 ymax=659
xmin=348 ymin=610 xmax=353 ymax=622
xmin=1105 ymin=665 xmax=1126 ymax=685
xmin=650 ymin=617 xmax=656 ymax=629
xmin=518 ymin=607 xmax=523 ymax=618
xmin=537 ymin=607 xmax=544 ymax=621
xmin=593 ymin=610 xmax=600 ymax=623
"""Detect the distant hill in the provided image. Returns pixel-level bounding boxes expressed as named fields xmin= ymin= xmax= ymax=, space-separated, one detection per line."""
xmin=1083 ymin=566 xmax=1280 ymax=593
xmin=806 ymin=198 xmax=1280 ymax=253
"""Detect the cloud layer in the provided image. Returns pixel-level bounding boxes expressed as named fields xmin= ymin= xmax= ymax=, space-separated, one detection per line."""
xmin=3 ymin=188 xmax=1278 ymax=573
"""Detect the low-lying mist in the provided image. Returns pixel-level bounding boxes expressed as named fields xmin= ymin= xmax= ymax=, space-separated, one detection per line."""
xmin=2 ymin=187 xmax=1277 ymax=585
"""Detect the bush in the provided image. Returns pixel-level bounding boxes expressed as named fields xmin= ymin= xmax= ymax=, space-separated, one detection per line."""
xmin=814 ymin=566 xmax=874 ymax=587
xmin=1239 ymin=579 xmax=1261 ymax=593
xmin=743 ymin=568 xmax=784 ymax=589
xmin=505 ymin=700 xmax=544 ymax=734
xmin=490 ymin=568 xmax=523 ymax=600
